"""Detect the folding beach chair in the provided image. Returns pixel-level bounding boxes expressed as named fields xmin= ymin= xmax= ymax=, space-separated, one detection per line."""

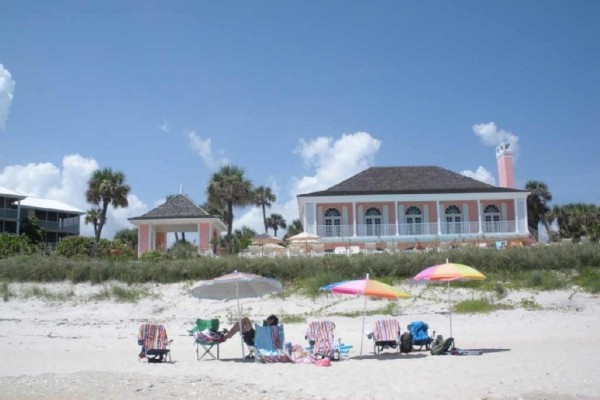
xmin=368 ymin=319 xmax=401 ymax=354
xmin=305 ymin=320 xmax=352 ymax=360
xmin=407 ymin=320 xmax=435 ymax=350
xmin=251 ymin=324 xmax=289 ymax=363
xmin=138 ymin=323 xmax=172 ymax=363
xmin=189 ymin=318 xmax=224 ymax=360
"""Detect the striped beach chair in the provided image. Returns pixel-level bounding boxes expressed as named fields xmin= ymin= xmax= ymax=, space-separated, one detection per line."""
xmin=138 ymin=323 xmax=172 ymax=363
xmin=306 ymin=320 xmax=352 ymax=360
xmin=370 ymin=319 xmax=401 ymax=354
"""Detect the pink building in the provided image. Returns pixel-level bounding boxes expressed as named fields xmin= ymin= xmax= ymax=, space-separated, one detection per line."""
xmin=296 ymin=143 xmax=529 ymax=250
xmin=128 ymin=194 xmax=226 ymax=257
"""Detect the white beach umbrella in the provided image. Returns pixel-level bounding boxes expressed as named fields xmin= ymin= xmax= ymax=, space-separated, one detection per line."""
xmin=191 ymin=271 xmax=283 ymax=357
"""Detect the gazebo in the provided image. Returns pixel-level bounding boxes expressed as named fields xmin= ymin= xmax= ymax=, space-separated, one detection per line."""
xmin=128 ymin=194 xmax=226 ymax=257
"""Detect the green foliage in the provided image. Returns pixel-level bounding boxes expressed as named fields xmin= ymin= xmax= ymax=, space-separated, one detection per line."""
xmin=573 ymin=268 xmax=600 ymax=294
xmin=0 ymin=244 xmax=598 ymax=288
xmin=113 ymin=228 xmax=138 ymax=249
xmin=170 ymin=241 xmax=195 ymax=259
xmin=20 ymin=217 xmax=45 ymax=245
xmin=1 ymin=281 xmax=12 ymax=301
xmin=0 ymin=234 xmax=34 ymax=258
xmin=55 ymin=236 xmax=111 ymax=258
xmin=21 ymin=285 xmax=75 ymax=301
xmin=453 ymin=298 xmax=512 ymax=313
xmin=518 ymin=298 xmax=542 ymax=310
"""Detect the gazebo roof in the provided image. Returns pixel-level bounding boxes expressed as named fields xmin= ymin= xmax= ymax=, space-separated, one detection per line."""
xmin=129 ymin=194 xmax=219 ymax=221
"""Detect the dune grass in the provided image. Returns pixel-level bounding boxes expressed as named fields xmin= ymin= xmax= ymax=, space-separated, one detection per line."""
xmin=453 ymin=298 xmax=513 ymax=313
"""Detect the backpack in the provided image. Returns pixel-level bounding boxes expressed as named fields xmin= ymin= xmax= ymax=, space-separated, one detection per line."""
xmin=430 ymin=335 xmax=445 ymax=355
xmin=400 ymin=332 xmax=413 ymax=353
xmin=430 ymin=335 xmax=454 ymax=355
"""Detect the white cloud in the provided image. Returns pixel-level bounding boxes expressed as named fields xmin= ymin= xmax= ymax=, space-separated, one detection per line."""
xmin=233 ymin=132 xmax=381 ymax=235
xmin=187 ymin=131 xmax=228 ymax=170
xmin=0 ymin=154 xmax=149 ymax=238
xmin=158 ymin=118 xmax=170 ymax=134
xmin=461 ymin=166 xmax=496 ymax=185
xmin=292 ymin=132 xmax=381 ymax=195
xmin=472 ymin=122 xmax=519 ymax=155
xmin=0 ymin=64 xmax=15 ymax=130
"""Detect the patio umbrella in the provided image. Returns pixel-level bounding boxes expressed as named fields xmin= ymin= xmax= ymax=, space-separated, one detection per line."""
xmin=251 ymin=233 xmax=283 ymax=245
xmin=190 ymin=271 xmax=283 ymax=357
xmin=321 ymin=274 xmax=410 ymax=357
xmin=287 ymin=232 xmax=321 ymax=253
xmin=413 ymin=259 xmax=486 ymax=338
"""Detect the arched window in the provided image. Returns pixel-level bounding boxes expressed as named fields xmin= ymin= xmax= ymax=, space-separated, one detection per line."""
xmin=365 ymin=207 xmax=382 ymax=236
xmin=405 ymin=206 xmax=422 ymax=235
xmin=324 ymin=208 xmax=341 ymax=237
xmin=483 ymin=204 xmax=501 ymax=233
xmin=445 ymin=205 xmax=462 ymax=234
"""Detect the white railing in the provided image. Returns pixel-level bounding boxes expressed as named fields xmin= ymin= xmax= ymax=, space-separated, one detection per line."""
xmin=313 ymin=221 xmax=519 ymax=239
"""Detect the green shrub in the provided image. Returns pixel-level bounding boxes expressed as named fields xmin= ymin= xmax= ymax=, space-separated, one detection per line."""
xmin=573 ymin=267 xmax=600 ymax=294
xmin=0 ymin=234 xmax=33 ymax=258
xmin=453 ymin=298 xmax=512 ymax=313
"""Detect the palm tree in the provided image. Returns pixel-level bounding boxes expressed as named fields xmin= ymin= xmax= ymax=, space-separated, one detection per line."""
xmin=84 ymin=208 xmax=101 ymax=239
xmin=550 ymin=203 xmax=600 ymax=242
xmin=525 ymin=180 xmax=553 ymax=240
xmin=85 ymin=168 xmax=131 ymax=248
xmin=206 ymin=165 xmax=254 ymax=250
xmin=266 ymin=213 xmax=287 ymax=237
xmin=284 ymin=219 xmax=303 ymax=240
xmin=254 ymin=186 xmax=277 ymax=233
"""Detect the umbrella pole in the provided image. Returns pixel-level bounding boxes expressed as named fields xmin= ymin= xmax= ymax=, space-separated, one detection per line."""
xmin=360 ymin=293 xmax=367 ymax=357
xmin=236 ymin=283 xmax=245 ymax=358
xmin=448 ymin=280 xmax=453 ymax=338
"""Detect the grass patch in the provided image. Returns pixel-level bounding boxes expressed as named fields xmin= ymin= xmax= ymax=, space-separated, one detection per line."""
xmin=453 ymin=298 xmax=513 ymax=313
xmin=1 ymin=281 xmax=12 ymax=301
xmin=518 ymin=298 xmax=542 ymax=310
xmin=573 ymin=267 xmax=600 ymax=294
xmin=89 ymin=284 xmax=152 ymax=303
xmin=21 ymin=285 xmax=75 ymax=301
xmin=279 ymin=313 xmax=307 ymax=324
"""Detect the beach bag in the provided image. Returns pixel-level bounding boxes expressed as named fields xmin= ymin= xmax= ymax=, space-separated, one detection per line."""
xmin=400 ymin=332 xmax=413 ymax=353
xmin=430 ymin=335 xmax=445 ymax=355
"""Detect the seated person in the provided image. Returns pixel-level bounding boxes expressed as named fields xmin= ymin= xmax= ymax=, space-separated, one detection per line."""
xmin=224 ymin=314 xmax=279 ymax=346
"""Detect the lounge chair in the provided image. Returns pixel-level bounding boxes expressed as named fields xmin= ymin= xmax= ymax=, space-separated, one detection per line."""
xmin=407 ymin=320 xmax=435 ymax=350
xmin=368 ymin=319 xmax=401 ymax=354
xmin=251 ymin=324 xmax=289 ymax=363
xmin=138 ymin=323 xmax=172 ymax=363
xmin=311 ymin=243 xmax=325 ymax=257
xmin=189 ymin=318 xmax=225 ymax=360
xmin=363 ymin=242 xmax=377 ymax=254
xmin=305 ymin=320 xmax=352 ymax=360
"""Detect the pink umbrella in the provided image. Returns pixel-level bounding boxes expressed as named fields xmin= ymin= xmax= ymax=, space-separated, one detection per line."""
xmin=323 ymin=274 xmax=410 ymax=356
xmin=413 ymin=259 xmax=486 ymax=338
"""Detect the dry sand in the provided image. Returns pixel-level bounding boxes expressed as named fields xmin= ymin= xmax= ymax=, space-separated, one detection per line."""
xmin=0 ymin=280 xmax=598 ymax=400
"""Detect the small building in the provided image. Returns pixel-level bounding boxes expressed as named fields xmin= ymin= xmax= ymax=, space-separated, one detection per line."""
xmin=128 ymin=194 xmax=226 ymax=257
xmin=0 ymin=186 xmax=84 ymax=246
xmin=296 ymin=142 xmax=530 ymax=250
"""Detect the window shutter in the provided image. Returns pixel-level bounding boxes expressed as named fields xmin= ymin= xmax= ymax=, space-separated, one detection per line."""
xmin=501 ymin=203 xmax=507 ymax=221
xmin=398 ymin=204 xmax=405 ymax=223
xmin=317 ymin=206 xmax=323 ymax=226
xmin=383 ymin=205 xmax=389 ymax=235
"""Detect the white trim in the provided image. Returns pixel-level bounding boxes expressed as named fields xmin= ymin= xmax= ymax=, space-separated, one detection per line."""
xmin=129 ymin=217 xmax=227 ymax=231
xmin=298 ymin=191 xmax=528 ymax=205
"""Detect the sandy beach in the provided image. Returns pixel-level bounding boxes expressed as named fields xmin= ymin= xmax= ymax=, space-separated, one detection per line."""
xmin=1 ymin=280 xmax=598 ymax=400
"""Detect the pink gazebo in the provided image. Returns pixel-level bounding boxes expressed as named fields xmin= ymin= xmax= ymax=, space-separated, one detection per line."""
xmin=128 ymin=194 xmax=226 ymax=257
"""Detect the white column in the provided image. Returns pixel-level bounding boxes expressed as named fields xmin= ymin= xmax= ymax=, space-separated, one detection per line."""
xmin=477 ymin=200 xmax=483 ymax=234
xmin=353 ymin=201 xmax=357 ymax=236
xmin=437 ymin=201 xmax=442 ymax=235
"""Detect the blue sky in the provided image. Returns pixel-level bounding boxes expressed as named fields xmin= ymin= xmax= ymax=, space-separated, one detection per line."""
xmin=1 ymin=1 xmax=599 ymax=238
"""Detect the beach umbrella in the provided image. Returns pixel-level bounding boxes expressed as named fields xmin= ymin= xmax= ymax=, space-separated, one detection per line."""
xmin=413 ymin=259 xmax=486 ymax=338
xmin=287 ymin=232 xmax=321 ymax=253
xmin=251 ymin=233 xmax=283 ymax=245
xmin=191 ymin=271 xmax=283 ymax=357
xmin=321 ymin=274 xmax=410 ymax=357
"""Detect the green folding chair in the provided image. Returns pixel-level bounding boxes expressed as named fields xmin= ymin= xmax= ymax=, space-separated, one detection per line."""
xmin=190 ymin=319 xmax=223 ymax=360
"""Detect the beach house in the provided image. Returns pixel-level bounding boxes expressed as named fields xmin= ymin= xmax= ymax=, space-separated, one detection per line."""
xmin=296 ymin=143 xmax=530 ymax=251
xmin=0 ymin=186 xmax=84 ymax=246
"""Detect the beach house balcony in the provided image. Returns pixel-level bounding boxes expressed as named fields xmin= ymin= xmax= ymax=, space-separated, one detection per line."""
xmin=314 ymin=220 xmax=522 ymax=242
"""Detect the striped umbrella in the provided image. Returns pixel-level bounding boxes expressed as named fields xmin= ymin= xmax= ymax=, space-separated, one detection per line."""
xmin=413 ymin=259 xmax=486 ymax=338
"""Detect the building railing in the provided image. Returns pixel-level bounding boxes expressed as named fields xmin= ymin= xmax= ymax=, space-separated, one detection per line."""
xmin=314 ymin=220 xmax=521 ymax=239
xmin=0 ymin=207 xmax=18 ymax=219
